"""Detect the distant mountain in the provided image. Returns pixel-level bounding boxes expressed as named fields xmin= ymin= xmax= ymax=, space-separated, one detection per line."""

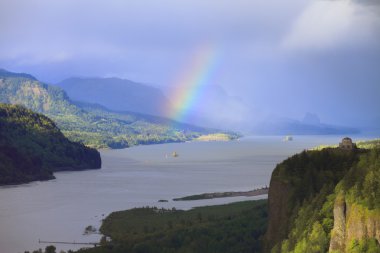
xmin=301 ymin=112 xmax=321 ymax=125
xmin=57 ymin=77 xmax=172 ymax=117
xmin=252 ymin=114 xmax=359 ymax=135
xmin=165 ymin=85 xmax=250 ymax=130
xmin=0 ymin=103 xmax=101 ymax=185
xmin=0 ymin=69 xmax=230 ymax=149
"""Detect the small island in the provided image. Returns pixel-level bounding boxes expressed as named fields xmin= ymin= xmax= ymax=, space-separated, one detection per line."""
xmin=173 ymin=187 xmax=269 ymax=201
xmin=194 ymin=133 xmax=239 ymax=142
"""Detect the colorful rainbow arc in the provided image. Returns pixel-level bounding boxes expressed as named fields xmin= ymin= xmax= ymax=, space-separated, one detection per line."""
xmin=166 ymin=44 xmax=219 ymax=122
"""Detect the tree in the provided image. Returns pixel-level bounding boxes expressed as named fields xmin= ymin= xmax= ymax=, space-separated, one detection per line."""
xmin=307 ymin=222 xmax=328 ymax=253
xmin=45 ymin=245 xmax=56 ymax=253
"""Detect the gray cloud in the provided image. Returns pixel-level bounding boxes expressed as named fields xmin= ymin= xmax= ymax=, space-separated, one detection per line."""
xmin=0 ymin=0 xmax=379 ymax=129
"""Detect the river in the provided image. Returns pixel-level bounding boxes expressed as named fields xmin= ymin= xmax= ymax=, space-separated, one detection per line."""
xmin=0 ymin=135 xmax=358 ymax=252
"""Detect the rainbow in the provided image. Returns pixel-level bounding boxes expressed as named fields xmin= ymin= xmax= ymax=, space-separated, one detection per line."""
xmin=166 ymin=44 xmax=219 ymax=122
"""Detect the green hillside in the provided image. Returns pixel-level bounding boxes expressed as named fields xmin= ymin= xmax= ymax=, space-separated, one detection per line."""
xmin=0 ymin=103 xmax=100 ymax=185
xmin=265 ymin=142 xmax=380 ymax=252
xmin=0 ymin=69 xmax=237 ymax=149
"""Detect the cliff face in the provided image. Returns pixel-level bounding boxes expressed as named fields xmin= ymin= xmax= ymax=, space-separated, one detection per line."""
xmin=329 ymin=194 xmax=347 ymax=251
xmin=329 ymin=196 xmax=380 ymax=252
xmin=265 ymin=179 xmax=291 ymax=252
xmin=265 ymin=146 xmax=380 ymax=253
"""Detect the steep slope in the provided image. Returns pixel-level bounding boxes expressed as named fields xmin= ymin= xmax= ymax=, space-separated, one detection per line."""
xmin=57 ymin=77 xmax=172 ymax=117
xmin=265 ymin=141 xmax=380 ymax=253
xmin=0 ymin=103 xmax=101 ymax=185
xmin=0 ymin=69 xmax=232 ymax=148
xmin=328 ymin=148 xmax=380 ymax=253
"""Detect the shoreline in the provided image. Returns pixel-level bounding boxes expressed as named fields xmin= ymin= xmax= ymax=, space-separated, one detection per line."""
xmin=173 ymin=187 xmax=269 ymax=201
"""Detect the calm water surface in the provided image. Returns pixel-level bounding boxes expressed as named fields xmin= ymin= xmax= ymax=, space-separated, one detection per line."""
xmin=0 ymin=136 xmax=358 ymax=252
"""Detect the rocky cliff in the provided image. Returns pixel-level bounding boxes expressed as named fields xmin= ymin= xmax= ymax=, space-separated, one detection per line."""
xmin=329 ymin=194 xmax=380 ymax=252
xmin=264 ymin=146 xmax=380 ymax=253
xmin=265 ymin=180 xmax=291 ymax=251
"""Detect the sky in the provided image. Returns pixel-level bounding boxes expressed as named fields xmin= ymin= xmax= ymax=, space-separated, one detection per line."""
xmin=0 ymin=0 xmax=379 ymax=130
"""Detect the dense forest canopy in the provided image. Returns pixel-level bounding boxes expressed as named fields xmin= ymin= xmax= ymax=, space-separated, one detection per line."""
xmin=266 ymin=143 xmax=380 ymax=253
xmin=0 ymin=103 xmax=101 ymax=185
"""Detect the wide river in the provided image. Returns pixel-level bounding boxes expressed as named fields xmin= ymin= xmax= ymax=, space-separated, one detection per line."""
xmin=0 ymin=135 xmax=363 ymax=252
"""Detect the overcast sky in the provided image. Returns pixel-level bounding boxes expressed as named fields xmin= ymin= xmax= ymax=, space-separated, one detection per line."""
xmin=1 ymin=0 xmax=379 ymax=128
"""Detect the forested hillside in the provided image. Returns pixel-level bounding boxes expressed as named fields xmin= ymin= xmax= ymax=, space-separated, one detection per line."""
xmin=0 ymin=69 xmax=236 ymax=148
xmin=265 ymin=142 xmax=380 ymax=253
xmin=0 ymin=103 xmax=101 ymax=185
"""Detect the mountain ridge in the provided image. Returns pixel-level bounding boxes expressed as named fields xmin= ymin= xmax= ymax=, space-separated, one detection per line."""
xmin=0 ymin=68 xmax=37 ymax=80
xmin=57 ymin=77 xmax=172 ymax=117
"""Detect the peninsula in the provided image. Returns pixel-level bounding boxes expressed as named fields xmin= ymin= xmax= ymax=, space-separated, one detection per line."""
xmin=173 ymin=187 xmax=269 ymax=201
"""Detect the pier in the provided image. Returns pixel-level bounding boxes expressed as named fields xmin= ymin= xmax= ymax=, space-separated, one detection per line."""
xmin=38 ymin=239 xmax=99 ymax=247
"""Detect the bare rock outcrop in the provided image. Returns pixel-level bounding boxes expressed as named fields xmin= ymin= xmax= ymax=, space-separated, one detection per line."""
xmin=329 ymin=195 xmax=380 ymax=252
